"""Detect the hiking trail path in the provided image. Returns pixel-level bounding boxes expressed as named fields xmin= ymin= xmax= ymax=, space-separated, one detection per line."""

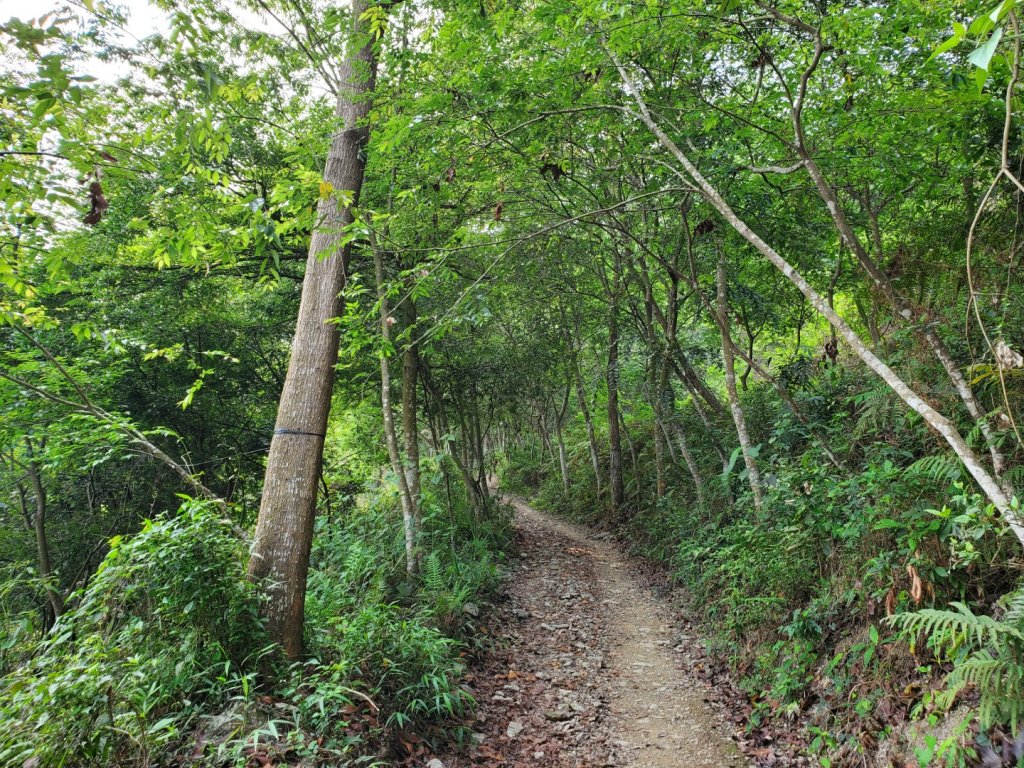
xmin=434 ymin=497 xmax=748 ymax=767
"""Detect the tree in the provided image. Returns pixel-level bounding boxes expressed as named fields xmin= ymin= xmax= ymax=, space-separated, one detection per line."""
xmin=247 ymin=0 xmax=392 ymax=656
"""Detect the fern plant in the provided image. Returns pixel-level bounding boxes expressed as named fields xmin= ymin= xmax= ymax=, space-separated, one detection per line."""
xmin=905 ymin=454 xmax=964 ymax=484
xmin=419 ymin=550 xmax=473 ymax=629
xmin=891 ymin=590 xmax=1024 ymax=731
xmin=423 ymin=550 xmax=446 ymax=595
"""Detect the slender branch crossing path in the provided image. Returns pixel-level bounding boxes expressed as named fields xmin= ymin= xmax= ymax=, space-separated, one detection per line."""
xmin=436 ymin=497 xmax=747 ymax=767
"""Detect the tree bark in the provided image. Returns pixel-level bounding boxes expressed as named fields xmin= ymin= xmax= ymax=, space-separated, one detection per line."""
xmin=573 ymin=356 xmax=602 ymax=492
xmin=566 ymin=312 xmax=602 ymax=491
xmin=607 ymin=290 xmax=625 ymax=514
xmin=670 ymin=419 xmax=705 ymax=505
xmin=556 ymin=386 xmax=572 ymax=492
xmin=248 ymin=0 xmax=383 ymax=657
xmin=401 ymin=282 xmax=422 ymax=509
xmin=716 ymin=252 xmax=764 ymax=510
xmin=374 ymin=244 xmax=418 ymax=575
xmin=651 ymin=354 xmax=667 ymax=499
xmin=422 ymin=361 xmax=486 ymax=517
xmin=629 ymin=253 xmax=730 ymax=471
xmin=24 ymin=439 xmax=63 ymax=621
xmin=681 ymin=238 xmax=846 ymax=472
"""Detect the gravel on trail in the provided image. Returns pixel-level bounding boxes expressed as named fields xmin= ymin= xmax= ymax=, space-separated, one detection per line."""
xmin=430 ymin=497 xmax=749 ymax=768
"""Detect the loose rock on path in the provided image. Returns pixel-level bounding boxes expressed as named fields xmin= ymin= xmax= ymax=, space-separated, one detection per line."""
xmin=432 ymin=497 xmax=747 ymax=767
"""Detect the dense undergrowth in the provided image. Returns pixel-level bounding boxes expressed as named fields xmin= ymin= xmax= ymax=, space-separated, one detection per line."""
xmin=0 ymin=455 xmax=510 ymax=767
xmin=504 ymin=363 xmax=1024 ymax=767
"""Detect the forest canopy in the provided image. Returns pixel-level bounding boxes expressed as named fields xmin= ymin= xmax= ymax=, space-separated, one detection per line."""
xmin=3 ymin=0 xmax=1024 ymax=765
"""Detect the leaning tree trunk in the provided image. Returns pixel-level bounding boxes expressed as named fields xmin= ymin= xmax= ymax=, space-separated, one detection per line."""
xmin=716 ymin=252 xmax=764 ymax=510
xmin=655 ymin=349 xmax=706 ymax=503
xmin=800 ymin=144 xmax=1009 ymax=484
xmin=611 ymin=54 xmax=1023 ymax=546
xmin=373 ymin=245 xmax=418 ymax=575
xmin=665 ymin=349 xmax=730 ymax=472
xmin=671 ymin=420 xmax=706 ymax=505
xmin=248 ymin=0 xmax=384 ymax=658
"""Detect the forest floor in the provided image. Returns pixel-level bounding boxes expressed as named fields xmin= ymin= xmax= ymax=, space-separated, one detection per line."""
xmin=429 ymin=497 xmax=769 ymax=768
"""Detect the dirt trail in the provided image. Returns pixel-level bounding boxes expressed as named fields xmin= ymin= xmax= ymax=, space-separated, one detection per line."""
xmin=434 ymin=498 xmax=745 ymax=767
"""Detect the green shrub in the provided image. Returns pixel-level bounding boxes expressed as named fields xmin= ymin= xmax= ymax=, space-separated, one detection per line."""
xmin=320 ymin=603 xmax=472 ymax=728
xmin=0 ymin=500 xmax=266 ymax=767
xmin=292 ymin=472 xmax=505 ymax=755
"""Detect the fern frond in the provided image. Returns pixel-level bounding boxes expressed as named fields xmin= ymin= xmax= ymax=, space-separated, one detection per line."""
xmin=895 ymin=592 xmax=1024 ymax=732
xmin=1004 ymin=589 xmax=1024 ymax=623
xmin=891 ymin=604 xmax=1024 ymax=654
xmin=904 ymin=454 xmax=962 ymax=482
xmin=423 ymin=552 xmax=445 ymax=594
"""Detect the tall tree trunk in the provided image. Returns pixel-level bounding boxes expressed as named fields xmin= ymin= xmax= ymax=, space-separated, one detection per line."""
xmin=422 ymin=363 xmax=486 ymax=518
xmin=538 ymin=406 xmax=553 ymax=464
xmin=573 ymin=357 xmax=602 ymax=491
xmin=656 ymin=338 xmax=706 ymax=503
xmin=611 ymin=57 xmax=1023 ymax=545
xmin=620 ymin=410 xmax=640 ymax=500
xmin=681 ymin=240 xmax=846 ymax=471
xmin=556 ymin=386 xmax=571 ymax=492
xmin=651 ymin=354 xmax=667 ymax=498
xmin=401 ymin=284 xmax=422 ymax=509
xmin=566 ymin=311 xmax=602 ymax=491
xmin=24 ymin=439 xmax=62 ymax=621
xmin=716 ymin=252 xmax=764 ymax=510
xmin=470 ymin=398 xmax=490 ymax=506
xmin=374 ymin=245 xmax=418 ymax=575
xmin=556 ymin=425 xmax=571 ymax=493
xmin=607 ymin=291 xmax=625 ymax=514
xmin=629 ymin=251 xmax=731 ymax=473
xmin=248 ymin=0 xmax=383 ymax=657
xmin=453 ymin=386 xmax=489 ymax=518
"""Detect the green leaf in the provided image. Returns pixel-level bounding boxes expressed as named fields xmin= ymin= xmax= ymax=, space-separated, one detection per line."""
xmin=989 ymin=0 xmax=1017 ymax=25
xmin=968 ymin=26 xmax=1003 ymax=72
xmin=928 ymin=23 xmax=966 ymax=62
